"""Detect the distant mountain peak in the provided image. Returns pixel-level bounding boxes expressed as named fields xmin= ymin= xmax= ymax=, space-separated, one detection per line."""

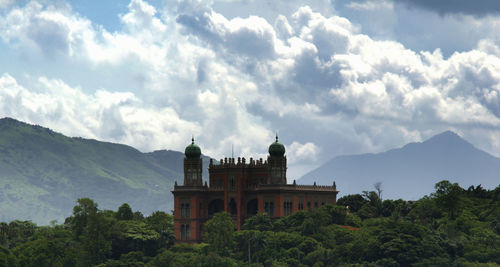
xmin=423 ymin=130 xmax=472 ymax=147
xmin=299 ymin=129 xmax=498 ymax=200
xmin=429 ymin=130 xmax=460 ymax=139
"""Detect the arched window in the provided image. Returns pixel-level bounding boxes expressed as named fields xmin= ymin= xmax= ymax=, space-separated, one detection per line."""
xmin=229 ymin=198 xmax=237 ymax=215
xmin=181 ymin=224 xmax=191 ymax=240
xmin=284 ymin=201 xmax=292 ymax=216
xmin=182 ymin=224 xmax=185 ymax=239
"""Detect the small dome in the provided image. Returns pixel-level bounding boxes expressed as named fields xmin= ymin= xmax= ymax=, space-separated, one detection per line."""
xmin=268 ymin=135 xmax=285 ymax=156
xmin=185 ymin=137 xmax=201 ymax=158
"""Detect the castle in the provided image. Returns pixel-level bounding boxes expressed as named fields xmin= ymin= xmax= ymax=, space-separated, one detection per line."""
xmin=172 ymin=136 xmax=338 ymax=243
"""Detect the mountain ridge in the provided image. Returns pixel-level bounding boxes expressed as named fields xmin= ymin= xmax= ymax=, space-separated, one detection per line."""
xmin=0 ymin=117 xmax=209 ymax=225
xmin=299 ymin=131 xmax=500 ymax=200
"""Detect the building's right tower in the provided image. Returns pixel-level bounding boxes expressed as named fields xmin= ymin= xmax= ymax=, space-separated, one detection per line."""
xmin=183 ymin=137 xmax=202 ymax=186
xmin=267 ymin=135 xmax=287 ymax=184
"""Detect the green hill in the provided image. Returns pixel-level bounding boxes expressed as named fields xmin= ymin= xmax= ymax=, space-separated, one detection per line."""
xmin=0 ymin=117 xmax=209 ymax=225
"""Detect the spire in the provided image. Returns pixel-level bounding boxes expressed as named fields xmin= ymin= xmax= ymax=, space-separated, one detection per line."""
xmin=275 ymin=132 xmax=278 ymax=142
xmin=192 ymin=135 xmax=194 ymax=144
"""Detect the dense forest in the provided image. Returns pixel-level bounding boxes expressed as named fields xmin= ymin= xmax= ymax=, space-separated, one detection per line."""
xmin=0 ymin=180 xmax=499 ymax=266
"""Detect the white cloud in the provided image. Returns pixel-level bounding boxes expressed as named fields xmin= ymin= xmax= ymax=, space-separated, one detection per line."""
xmin=0 ymin=0 xmax=16 ymax=9
xmin=0 ymin=73 xmax=201 ymax=151
xmin=346 ymin=0 xmax=393 ymax=11
xmin=288 ymin=141 xmax=319 ymax=163
xmin=3 ymin=0 xmax=500 ymax=180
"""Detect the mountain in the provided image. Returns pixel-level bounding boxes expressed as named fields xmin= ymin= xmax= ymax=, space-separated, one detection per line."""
xmin=0 ymin=118 xmax=210 ymax=225
xmin=299 ymin=131 xmax=500 ymax=200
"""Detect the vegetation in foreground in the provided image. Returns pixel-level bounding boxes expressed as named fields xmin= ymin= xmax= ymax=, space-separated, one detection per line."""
xmin=0 ymin=180 xmax=499 ymax=266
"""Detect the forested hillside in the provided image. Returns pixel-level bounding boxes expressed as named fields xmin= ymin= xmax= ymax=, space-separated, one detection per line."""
xmin=0 ymin=117 xmax=210 ymax=224
xmin=0 ymin=180 xmax=498 ymax=266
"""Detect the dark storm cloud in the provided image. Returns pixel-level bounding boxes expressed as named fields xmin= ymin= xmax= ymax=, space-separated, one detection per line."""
xmin=399 ymin=0 xmax=500 ymax=16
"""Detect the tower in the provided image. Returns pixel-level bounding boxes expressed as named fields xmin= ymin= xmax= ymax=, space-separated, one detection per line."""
xmin=267 ymin=134 xmax=287 ymax=184
xmin=183 ymin=137 xmax=202 ymax=186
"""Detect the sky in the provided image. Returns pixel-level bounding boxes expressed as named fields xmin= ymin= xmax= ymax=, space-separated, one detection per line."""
xmin=2 ymin=0 xmax=500 ymax=180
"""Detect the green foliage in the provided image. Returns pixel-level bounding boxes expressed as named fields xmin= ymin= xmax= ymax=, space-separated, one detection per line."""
xmin=204 ymin=212 xmax=235 ymax=256
xmin=116 ymin=204 xmax=134 ymax=221
xmin=242 ymin=213 xmax=273 ymax=231
xmin=358 ymin=191 xmax=383 ymax=219
xmin=1 ymin=181 xmax=500 ymax=266
xmin=337 ymin=194 xmax=368 ymax=212
xmin=434 ymin=180 xmax=464 ymax=219
xmin=144 ymin=211 xmax=175 ymax=249
xmin=0 ymin=220 xmax=36 ymax=249
xmin=110 ymin=221 xmax=159 ymax=258
xmin=0 ymin=246 xmax=17 ymax=267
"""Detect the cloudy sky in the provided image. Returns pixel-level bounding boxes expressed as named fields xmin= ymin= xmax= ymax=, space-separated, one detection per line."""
xmin=2 ymin=0 xmax=500 ymax=179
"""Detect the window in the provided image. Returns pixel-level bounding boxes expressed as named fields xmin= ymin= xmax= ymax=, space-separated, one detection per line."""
xmin=264 ymin=201 xmax=274 ymax=216
xmin=180 ymin=224 xmax=190 ymax=240
xmin=180 ymin=203 xmax=190 ymax=218
xmin=307 ymin=201 xmax=311 ymax=209
xmin=284 ymin=201 xmax=293 ymax=216
xmin=230 ymin=176 xmax=236 ymax=190
xmin=298 ymin=200 xmax=304 ymax=210
xmin=314 ymin=202 xmax=318 ymax=208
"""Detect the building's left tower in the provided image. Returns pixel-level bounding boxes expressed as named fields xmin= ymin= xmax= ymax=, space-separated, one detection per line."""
xmin=184 ymin=137 xmax=202 ymax=186
xmin=172 ymin=138 xmax=206 ymax=243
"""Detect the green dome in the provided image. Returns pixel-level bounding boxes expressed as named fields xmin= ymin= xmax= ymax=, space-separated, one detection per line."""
xmin=268 ymin=135 xmax=285 ymax=157
xmin=185 ymin=137 xmax=201 ymax=158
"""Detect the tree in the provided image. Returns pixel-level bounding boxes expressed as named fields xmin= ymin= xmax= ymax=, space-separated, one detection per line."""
xmin=2 ymin=220 xmax=36 ymax=249
xmin=68 ymin=198 xmax=112 ymax=266
xmin=0 ymin=246 xmax=17 ymax=267
xmin=433 ymin=180 xmax=464 ymax=219
xmin=242 ymin=213 xmax=273 ymax=231
xmin=69 ymin=198 xmax=98 ymax=238
xmin=337 ymin=194 xmax=368 ymax=213
xmin=116 ymin=203 xmax=134 ymax=221
xmin=110 ymin=220 xmax=160 ymax=258
xmin=358 ymin=191 xmax=383 ymax=219
xmin=144 ymin=211 xmax=175 ymax=249
xmin=204 ymin=212 xmax=235 ymax=256
xmin=374 ymin=182 xmax=383 ymax=200
xmin=81 ymin=211 xmax=113 ymax=266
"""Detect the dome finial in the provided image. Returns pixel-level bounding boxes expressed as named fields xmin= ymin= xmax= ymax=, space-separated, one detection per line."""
xmin=269 ymin=133 xmax=285 ymax=156
xmin=185 ymin=136 xmax=201 ymax=158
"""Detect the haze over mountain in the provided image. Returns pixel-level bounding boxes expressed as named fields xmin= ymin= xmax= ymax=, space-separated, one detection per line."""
xmin=299 ymin=131 xmax=500 ymax=200
xmin=0 ymin=118 xmax=210 ymax=225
